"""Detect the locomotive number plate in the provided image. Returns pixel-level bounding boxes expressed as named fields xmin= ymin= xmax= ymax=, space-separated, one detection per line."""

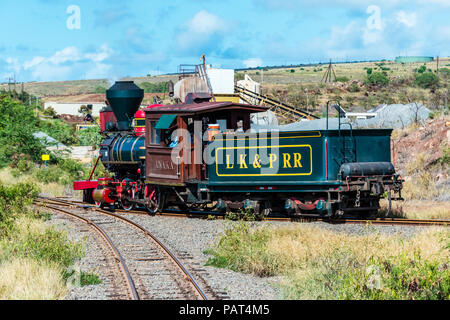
xmin=215 ymin=145 xmax=312 ymax=177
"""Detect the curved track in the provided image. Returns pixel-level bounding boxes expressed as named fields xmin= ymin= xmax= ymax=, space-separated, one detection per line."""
xmin=36 ymin=197 xmax=208 ymax=300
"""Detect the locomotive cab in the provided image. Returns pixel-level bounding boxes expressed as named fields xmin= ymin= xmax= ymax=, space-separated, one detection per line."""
xmin=144 ymin=99 xmax=268 ymax=186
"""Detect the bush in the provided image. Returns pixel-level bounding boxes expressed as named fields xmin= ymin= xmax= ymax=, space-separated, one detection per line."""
xmin=348 ymin=83 xmax=360 ymax=92
xmin=365 ymin=72 xmax=389 ymax=86
xmin=335 ymin=76 xmax=350 ymax=82
xmin=3 ymin=225 xmax=84 ymax=269
xmin=43 ymin=107 xmax=57 ymax=117
xmin=417 ymin=65 xmax=427 ymax=74
xmin=440 ymin=143 xmax=450 ymax=165
xmin=16 ymin=159 xmax=34 ymax=174
xmin=366 ymin=68 xmax=373 ymax=75
xmin=78 ymin=126 xmax=102 ymax=147
xmin=34 ymin=166 xmax=65 ymax=184
xmin=0 ymin=182 xmax=40 ymax=235
xmin=414 ymin=72 xmax=440 ymax=89
xmin=37 ymin=119 xmax=79 ymax=146
xmin=139 ymin=82 xmax=168 ymax=93
xmin=94 ymin=86 xmax=106 ymax=94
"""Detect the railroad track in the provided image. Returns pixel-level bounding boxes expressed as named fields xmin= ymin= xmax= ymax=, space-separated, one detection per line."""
xmin=36 ymin=197 xmax=209 ymax=300
xmin=34 ymin=203 xmax=139 ymax=300
xmin=50 ymin=196 xmax=450 ymax=227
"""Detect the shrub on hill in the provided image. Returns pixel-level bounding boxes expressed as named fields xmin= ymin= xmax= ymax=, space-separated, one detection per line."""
xmin=335 ymin=76 xmax=350 ymax=82
xmin=94 ymin=86 xmax=107 ymax=94
xmin=365 ymin=72 xmax=389 ymax=86
xmin=417 ymin=65 xmax=427 ymax=74
xmin=140 ymin=82 xmax=168 ymax=93
xmin=414 ymin=72 xmax=439 ymax=89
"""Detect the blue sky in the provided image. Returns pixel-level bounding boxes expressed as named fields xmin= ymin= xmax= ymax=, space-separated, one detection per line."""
xmin=0 ymin=0 xmax=449 ymax=82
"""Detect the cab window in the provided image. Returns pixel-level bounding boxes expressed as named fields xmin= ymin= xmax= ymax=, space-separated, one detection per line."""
xmin=150 ymin=121 xmax=161 ymax=144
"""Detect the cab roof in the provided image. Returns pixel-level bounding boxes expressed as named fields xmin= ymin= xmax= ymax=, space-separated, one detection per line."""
xmin=143 ymin=101 xmax=269 ymax=116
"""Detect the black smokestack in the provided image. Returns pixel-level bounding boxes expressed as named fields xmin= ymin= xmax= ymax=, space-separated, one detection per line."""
xmin=106 ymin=81 xmax=144 ymax=131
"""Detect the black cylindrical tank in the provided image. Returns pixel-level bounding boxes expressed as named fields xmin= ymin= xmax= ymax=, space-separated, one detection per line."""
xmin=340 ymin=162 xmax=395 ymax=178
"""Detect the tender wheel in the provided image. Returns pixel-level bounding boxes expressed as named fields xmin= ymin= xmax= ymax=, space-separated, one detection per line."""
xmin=144 ymin=186 xmax=165 ymax=215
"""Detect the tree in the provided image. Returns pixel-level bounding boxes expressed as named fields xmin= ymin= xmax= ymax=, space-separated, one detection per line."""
xmin=78 ymin=105 xmax=90 ymax=116
xmin=0 ymin=95 xmax=46 ymax=166
xmin=78 ymin=126 xmax=102 ymax=147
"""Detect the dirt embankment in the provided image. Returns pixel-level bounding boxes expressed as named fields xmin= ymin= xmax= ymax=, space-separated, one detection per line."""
xmin=394 ymin=118 xmax=449 ymax=176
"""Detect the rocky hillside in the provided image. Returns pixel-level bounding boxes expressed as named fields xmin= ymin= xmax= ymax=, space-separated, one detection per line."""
xmin=393 ymin=117 xmax=449 ymax=200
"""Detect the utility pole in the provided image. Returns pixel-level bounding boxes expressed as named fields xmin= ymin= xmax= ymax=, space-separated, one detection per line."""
xmin=261 ymin=68 xmax=264 ymax=94
xmin=436 ymin=56 xmax=439 ymax=76
xmin=321 ymin=59 xmax=337 ymax=83
xmin=13 ymin=74 xmax=16 ymax=99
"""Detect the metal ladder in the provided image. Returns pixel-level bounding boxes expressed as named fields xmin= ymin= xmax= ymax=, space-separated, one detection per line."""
xmin=339 ymin=122 xmax=356 ymax=164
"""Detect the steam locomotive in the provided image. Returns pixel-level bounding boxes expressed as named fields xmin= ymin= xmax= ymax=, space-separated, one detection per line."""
xmin=74 ymin=81 xmax=403 ymax=217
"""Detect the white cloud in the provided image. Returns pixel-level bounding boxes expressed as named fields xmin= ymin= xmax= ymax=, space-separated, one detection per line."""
xmin=396 ymin=11 xmax=417 ymax=28
xmin=243 ymin=58 xmax=263 ymax=68
xmin=48 ymin=46 xmax=82 ymax=64
xmin=176 ymin=10 xmax=228 ymax=51
xmin=84 ymin=44 xmax=113 ymax=62
xmin=23 ymin=57 xmax=45 ymax=70
xmin=20 ymin=44 xmax=114 ymax=81
xmin=186 ymin=10 xmax=226 ymax=35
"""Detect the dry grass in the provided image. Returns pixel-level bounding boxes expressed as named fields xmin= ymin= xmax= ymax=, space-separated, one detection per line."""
xmin=391 ymin=122 xmax=420 ymax=140
xmin=0 ymin=258 xmax=67 ymax=300
xmin=0 ymin=168 xmax=70 ymax=197
xmin=266 ymin=225 xmax=448 ymax=269
xmin=207 ymin=222 xmax=450 ymax=299
xmin=382 ymin=199 xmax=450 ymax=220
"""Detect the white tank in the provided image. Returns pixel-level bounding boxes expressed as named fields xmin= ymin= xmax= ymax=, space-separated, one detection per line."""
xmin=173 ymin=77 xmax=209 ymax=103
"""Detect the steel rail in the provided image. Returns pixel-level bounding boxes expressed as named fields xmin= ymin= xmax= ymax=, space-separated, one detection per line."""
xmin=35 ymin=202 xmax=140 ymax=300
xmin=92 ymin=207 xmax=209 ymax=300
xmin=39 ymin=197 xmax=450 ymax=228
xmin=37 ymin=197 xmax=208 ymax=300
xmin=39 ymin=197 xmax=449 ymax=228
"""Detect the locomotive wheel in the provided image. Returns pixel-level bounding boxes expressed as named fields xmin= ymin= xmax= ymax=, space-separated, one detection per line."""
xmin=120 ymin=200 xmax=135 ymax=211
xmin=145 ymin=186 xmax=165 ymax=215
xmin=120 ymin=187 xmax=135 ymax=211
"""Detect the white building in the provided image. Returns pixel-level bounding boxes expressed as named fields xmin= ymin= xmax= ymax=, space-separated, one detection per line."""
xmin=43 ymin=102 xmax=106 ymax=116
xmin=206 ymin=66 xmax=235 ymax=94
